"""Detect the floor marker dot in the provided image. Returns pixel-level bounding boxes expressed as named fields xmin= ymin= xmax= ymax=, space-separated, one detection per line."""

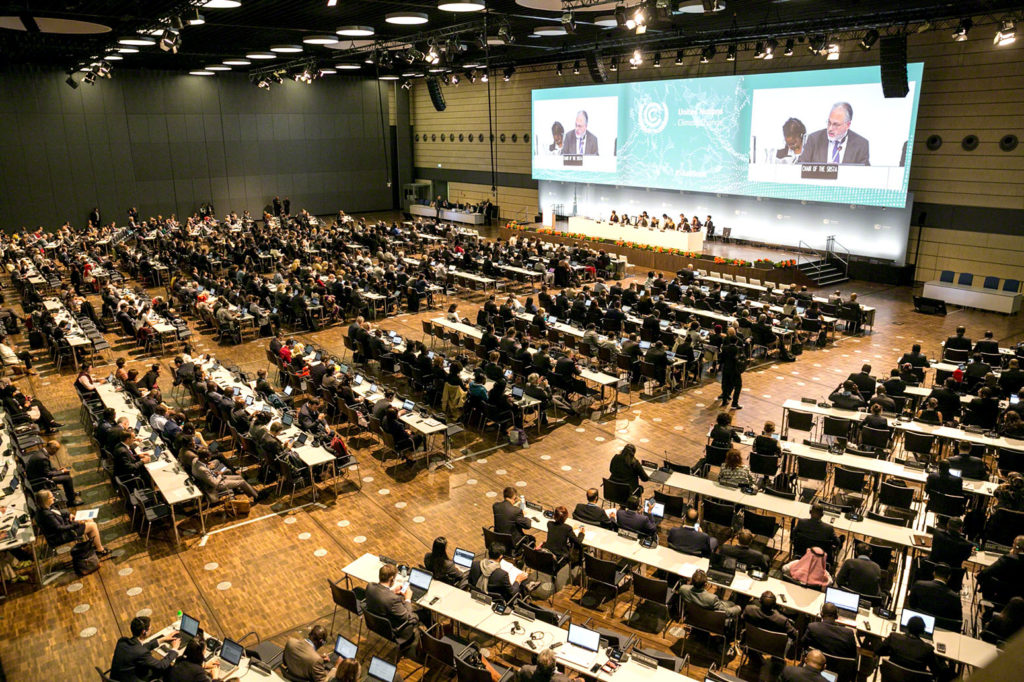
xmin=298 ymin=532 xmax=312 ymax=541
xmin=337 ymin=520 xmax=350 ymax=527
xmin=217 ymin=581 xmax=232 ymax=591
xmin=80 ymin=627 xmax=98 ymax=639
xmin=284 ymin=517 xmax=297 ymax=525
xmin=353 ymin=536 xmax=367 ymax=544
xmin=412 ymin=516 xmax=425 ymax=523
xmin=127 ymin=587 xmax=143 ymax=597
xmin=516 ymin=481 xmax=527 ymax=487
xmin=485 ymin=491 xmax=497 ymax=498
xmin=395 ymin=501 xmax=407 ymax=509
xmin=378 ymin=488 xmax=390 ymax=495
xmin=561 ymin=465 xmax=573 ymax=471
xmin=314 ymin=549 xmax=328 ymax=557
xmin=73 ymin=604 xmax=91 ymax=614
xmin=118 ymin=567 xmax=133 ymax=577
xmin=67 ymin=582 xmax=83 ymax=593
xmin=204 ymin=562 xmax=219 ymax=571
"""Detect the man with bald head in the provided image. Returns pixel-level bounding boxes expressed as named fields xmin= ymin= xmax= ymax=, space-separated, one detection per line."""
xmin=800 ymin=101 xmax=870 ymax=165
xmin=562 ymin=110 xmax=599 ymax=156
xmin=780 ymin=649 xmax=829 ymax=681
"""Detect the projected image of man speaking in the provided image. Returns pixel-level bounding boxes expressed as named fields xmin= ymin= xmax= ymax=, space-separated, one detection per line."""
xmin=800 ymin=102 xmax=870 ymax=165
xmin=562 ymin=110 xmax=599 ymax=155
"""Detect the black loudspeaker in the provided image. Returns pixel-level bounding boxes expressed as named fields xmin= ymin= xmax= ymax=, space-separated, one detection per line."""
xmin=426 ymin=76 xmax=446 ymax=112
xmin=879 ymin=35 xmax=908 ymax=98
xmin=586 ymin=53 xmax=607 ymax=83
xmin=913 ymin=296 xmax=947 ymax=315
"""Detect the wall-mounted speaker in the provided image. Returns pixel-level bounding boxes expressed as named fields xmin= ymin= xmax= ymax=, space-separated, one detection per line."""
xmin=426 ymin=76 xmax=446 ymax=112
xmin=925 ymin=135 xmax=942 ymax=151
xmin=879 ymin=35 xmax=908 ymax=98
xmin=586 ymin=52 xmax=607 ymax=83
xmin=961 ymin=134 xmax=979 ymax=151
xmin=1000 ymin=134 xmax=1018 ymax=152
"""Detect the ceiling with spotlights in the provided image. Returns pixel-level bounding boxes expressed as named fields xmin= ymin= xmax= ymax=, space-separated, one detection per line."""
xmin=0 ymin=0 xmax=1021 ymax=77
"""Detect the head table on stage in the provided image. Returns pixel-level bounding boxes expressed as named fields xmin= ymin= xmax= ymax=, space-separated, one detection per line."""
xmin=566 ymin=216 xmax=705 ymax=252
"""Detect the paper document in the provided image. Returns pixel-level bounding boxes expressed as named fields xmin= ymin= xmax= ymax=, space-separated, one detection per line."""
xmin=74 ymin=508 xmax=99 ymax=521
xmin=500 ymin=559 xmax=527 ymax=584
xmin=732 ymin=576 xmax=754 ymax=592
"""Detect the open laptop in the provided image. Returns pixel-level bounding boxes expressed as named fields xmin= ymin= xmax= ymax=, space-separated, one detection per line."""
xmin=216 ymin=638 xmax=244 ymax=676
xmin=641 ymin=459 xmax=670 ymax=483
xmin=900 ymin=609 xmax=936 ymax=639
xmin=949 ymin=469 xmax=962 ymax=478
xmin=453 ymin=548 xmax=474 ymax=570
xmin=707 ymin=553 xmax=737 ymax=586
xmin=402 ymin=399 xmax=415 ymax=412
xmin=367 ymin=656 xmax=397 ymax=682
xmin=558 ymin=624 xmax=600 ymax=669
xmin=642 ymin=499 xmax=665 ymax=519
xmin=178 ymin=613 xmax=200 ymax=647
xmin=639 ymin=341 xmax=651 ymax=351
xmin=511 ymin=386 xmax=525 ymax=401
xmin=407 ymin=567 xmax=433 ymax=602
xmin=283 ymin=384 xmax=293 ymax=396
xmin=825 ymin=587 xmax=860 ymax=623
xmin=281 ymin=413 xmax=294 ymax=426
xmin=334 ymin=634 xmax=357 ymax=660
xmin=5 ymin=516 xmax=20 ymax=541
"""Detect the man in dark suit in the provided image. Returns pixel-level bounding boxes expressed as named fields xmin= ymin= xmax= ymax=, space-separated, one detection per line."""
xmin=799 ymin=102 xmax=870 ymax=165
xmin=836 ymin=542 xmax=882 ymax=596
xmin=925 ymin=461 xmax=964 ymax=498
xmin=944 ymin=326 xmax=972 ymax=354
xmin=974 ymin=330 xmax=1000 ymax=355
xmin=999 ymin=358 xmax=1024 ymax=396
xmin=846 ymin=364 xmax=875 ymax=398
xmin=615 ymin=496 xmax=657 ymax=536
xmin=109 ymin=616 xmax=179 ymax=682
xmin=365 ymin=564 xmax=420 ymax=646
xmin=561 ymin=110 xmax=599 ymax=155
xmin=899 ymin=344 xmax=930 ymax=369
xmin=867 ymin=386 xmax=896 ymax=413
xmin=829 ymin=380 xmax=866 ymax=410
xmin=883 ymin=368 xmax=907 ymax=397
xmin=25 ymin=445 xmax=82 ymax=506
xmin=492 ymin=486 xmax=534 ymax=547
xmin=927 ymin=378 xmax=962 ymax=422
xmin=780 ymin=650 xmax=829 ymax=682
xmin=668 ymin=508 xmax=717 ymax=557
xmin=978 ymin=535 xmax=1023 ymax=601
xmin=803 ymin=603 xmax=857 ymax=658
xmin=743 ymin=591 xmax=798 ymax=649
xmin=908 ymin=562 xmax=962 ymax=628
xmin=718 ymin=530 xmax=768 ymax=571
xmin=792 ymin=505 xmax=837 ymax=559
xmin=572 ymin=488 xmax=616 ymax=529
xmin=876 ymin=616 xmax=950 ymax=680
xmin=947 ymin=440 xmax=989 ymax=480
xmin=468 ymin=542 xmax=526 ymax=602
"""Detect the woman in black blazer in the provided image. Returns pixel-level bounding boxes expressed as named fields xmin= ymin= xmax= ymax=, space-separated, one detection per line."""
xmin=544 ymin=506 xmax=584 ymax=565
xmin=423 ymin=536 xmax=465 ymax=586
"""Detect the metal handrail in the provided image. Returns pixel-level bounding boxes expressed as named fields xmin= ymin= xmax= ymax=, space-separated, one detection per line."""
xmin=825 ymin=235 xmax=851 ymax=277
xmin=797 ymin=240 xmax=826 ymax=273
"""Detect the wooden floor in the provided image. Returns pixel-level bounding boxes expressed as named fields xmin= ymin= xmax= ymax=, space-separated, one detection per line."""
xmin=2 ymin=233 xmax=1022 ymax=682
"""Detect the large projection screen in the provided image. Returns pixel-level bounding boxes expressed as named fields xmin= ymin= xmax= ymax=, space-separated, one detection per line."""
xmin=532 ymin=64 xmax=923 ymax=210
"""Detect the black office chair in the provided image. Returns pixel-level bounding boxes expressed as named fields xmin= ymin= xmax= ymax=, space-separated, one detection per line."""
xmin=784 ymin=410 xmax=815 ymax=437
xmin=682 ymin=602 xmax=735 ymax=668
xmin=482 ymin=526 xmax=528 ymax=556
xmin=702 ymin=498 xmax=737 ymax=533
xmin=602 ymin=477 xmax=638 ymax=507
xmin=997 ymin=447 xmax=1024 ymax=475
xmin=740 ymin=623 xmax=789 ymax=668
xmin=521 ymin=545 xmax=565 ymax=602
xmin=328 ymin=578 xmax=364 ymax=640
xmin=879 ymin=658 xmax=933 ymax=682
xmin=823 ymin=416 xmax=852 ymax=441
xmin=877 ymin=480 xmax=915 ymax=521
xmin=926 ymin=492 xmax=966 ymax=520
xmin=985 ymin=508 xmax=1024 ymax=547
xmin=749 ymin=452 xmax=780 ymax=482
xmin=704 ymin=443 xmax=729 ymax=475
xmin=902 ymin=431 xmax=936 ymax=462
xmin=860 ymin=426 xmax=891 ymax=450
xmin=796 ymin=456 xmax=829 ymax=503
xmin=821 ymin=653 xmax=859 ymax=682
xmin=742 ymin=510 xmax=780 ymax=552
xmin=627 ymin=571 xmax=677 ymax=635
xmin=653 ymin=490 xmax=686 ymax=519
xmin=363 ymin=610 xmax=417 ymax=663
xmin=580 ymin=553 xmax=631 ymax=612
xmin=455 ymin=652 xmax=513 ymax=682
xmin=421 ymin=623 xmax=468 ymax=674
xmin=831 ymin=467 xmax=867 ymax=510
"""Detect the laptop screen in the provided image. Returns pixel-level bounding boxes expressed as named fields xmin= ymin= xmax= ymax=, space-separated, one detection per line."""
xmin=283 ymin=385 xmax=293 ymax=396
xmin=245 ymin=395 xmax=254 ymax=406
xmin=334 ymin=635 xmax=357 ymax=659
xmin=220 ymin=639 xmax=244 ymax=665
xmin=949 ymin=469 xmax=962 ymax=478
xmin=567 ymin=624 xmax=600 ymax=652
xmin=295 ymin=433 xmax=307 ymax=445
xmin=453 ymin=548 xmax=474 ymax=569
xmin=353 ymin=374 xmax=363 ymax=385
xmin=639 ymin=341 xmax=651 ymax=351
xmin=408 ymin=568 xmax=433 ymax=591
xmin=281 ymin=414 xmax=293 ymax=426
xmin=504 ymin=369 xmax=513 ymax=380
xmin=825 ymin=587 xmax=860 ymax=613
xmin=232 ymin=387 xmax=240 ymax=396
xmin=368 ymin=657 xmax=397 ymax=682
xmin=821 ymin=673 xmax=838 ymax=682
xmin=402 ymin=400 xmax=415 ymax=412
xmin=180 ymin=613 xmax=200 ymax=637
xmin=900 ymin=609 xmax=936 ymax=635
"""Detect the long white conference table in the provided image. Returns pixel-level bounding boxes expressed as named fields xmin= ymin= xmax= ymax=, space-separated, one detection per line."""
xmin=342 ymin=553 xmax=702 ymax=682
xmin=410 ymin=203 xmax=486 ymax=225
xmin=566 ymin=217 xmax=704 ymax=252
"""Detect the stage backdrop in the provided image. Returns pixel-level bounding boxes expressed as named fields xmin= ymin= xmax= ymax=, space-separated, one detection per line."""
xmin=532 ymin=64 xmax=923 ymax=210
xmin=538 ymin=180 xmax=913 ymax=266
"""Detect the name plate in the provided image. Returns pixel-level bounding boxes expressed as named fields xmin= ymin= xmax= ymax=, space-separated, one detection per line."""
xmin=800 ymin=163 xmax=839 ymax=180
xmin=562 ymin=154 xmax=583 ymax=167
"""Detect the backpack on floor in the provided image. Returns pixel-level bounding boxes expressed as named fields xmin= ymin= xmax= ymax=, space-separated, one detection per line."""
xmin=71 ymin=540 xmax=100 ymax=576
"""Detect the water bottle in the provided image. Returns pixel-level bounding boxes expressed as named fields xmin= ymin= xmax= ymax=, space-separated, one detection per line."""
xmin=519 ymin=494 xmax=526 ymax=511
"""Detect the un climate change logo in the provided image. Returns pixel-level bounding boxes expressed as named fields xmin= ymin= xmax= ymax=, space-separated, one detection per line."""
xmin=637 ymin=100 xmax=669 ymax=134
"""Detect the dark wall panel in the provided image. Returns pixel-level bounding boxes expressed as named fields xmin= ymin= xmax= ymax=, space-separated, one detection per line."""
xmin=0 ymin=67 xmax=392 ymax=229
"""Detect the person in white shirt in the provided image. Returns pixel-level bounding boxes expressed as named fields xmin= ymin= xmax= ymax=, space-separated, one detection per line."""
xmin=0 ymin=336 xmax=35 ymax=375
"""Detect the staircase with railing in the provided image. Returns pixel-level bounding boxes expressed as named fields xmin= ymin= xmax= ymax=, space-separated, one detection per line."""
xmin=798 ymin=235 xmax=850 ymax=286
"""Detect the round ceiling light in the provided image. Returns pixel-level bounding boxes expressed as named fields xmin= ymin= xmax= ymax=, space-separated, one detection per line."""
xmin=206 ymin=65 xmax=231 ymax=70
xmin=245 ymin=51 xmax=277 ymax=59
xmin=202 ymin=1 xmax=242 ymax=8
xmin=336 ymin=26 xmax=374 ymax=37
xmin=303 ymin=34 xmax=337 ymax=45
xmin=386 ymin=12 xmax=429 ymax=25
xmin=270 ymin=44 xmax=302 ymax=53
xmin=438 ymin=1 xmax=485 ymax=11
xmin=190 ymin=70 xmax=215 ymax=76
xmin=335 ymin=63 xmax=362 ymax=70
xmin=533 ymin=25 xmax=566 ymax=36
xmin=118 ymin=36 xmax=156 ymax=46
xmin=223 ymin=58 xmax=251 ymax=65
